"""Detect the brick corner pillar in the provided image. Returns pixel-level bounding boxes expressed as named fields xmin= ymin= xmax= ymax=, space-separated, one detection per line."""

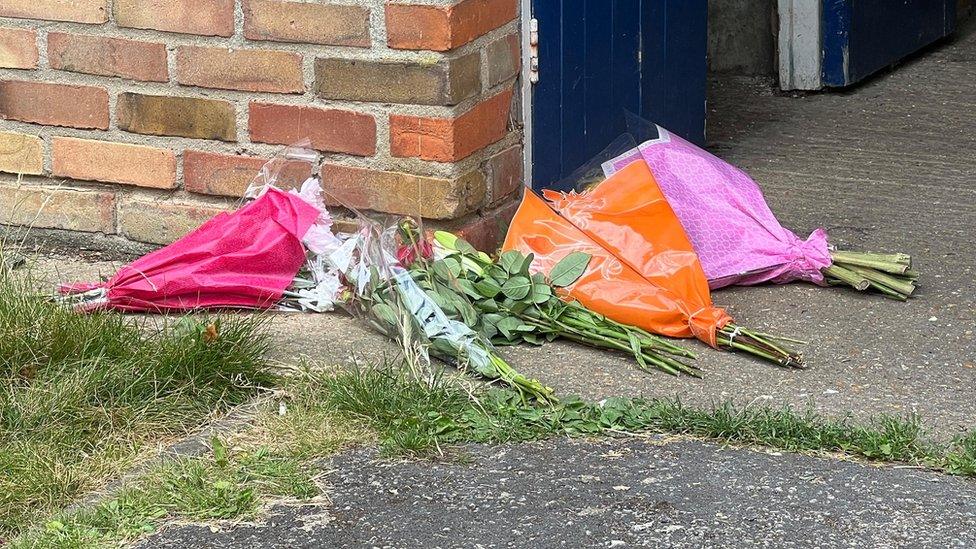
xmin=349 ymin=0 xmax=525 ymax=252
xmin=0 ymin=0 xmax=524 ymax=251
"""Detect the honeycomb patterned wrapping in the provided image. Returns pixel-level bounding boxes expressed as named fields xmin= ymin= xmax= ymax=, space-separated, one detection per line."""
xmin=602 ymin=126 xmax=832 ymax=289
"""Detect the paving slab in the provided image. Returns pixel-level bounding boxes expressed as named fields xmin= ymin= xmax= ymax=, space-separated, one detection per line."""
xmin=137 ymin=437 xmax=976 ymax=548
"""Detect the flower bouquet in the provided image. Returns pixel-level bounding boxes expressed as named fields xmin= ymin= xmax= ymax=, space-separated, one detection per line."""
xmin=602 ymin=122 xmax=917 ymax=300
xmin=517 ymin=159 xmax=805 ymax=368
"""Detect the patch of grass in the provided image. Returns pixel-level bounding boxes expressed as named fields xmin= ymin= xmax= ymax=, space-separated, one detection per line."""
xmin=0 ymin=257 xmax=275 ymax=538
xmin=10 ymin=369 xmax=369 ymax=549
xmin=312 ymin=364 xmax=976 ymax=475
xmin=11 ymin=441 xmax=317 ymax=549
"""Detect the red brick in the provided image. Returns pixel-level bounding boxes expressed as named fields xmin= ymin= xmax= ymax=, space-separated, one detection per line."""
xmin=488 ymin=145 xmax=523 ymax=203
xmin=0 ymin=131 xmax=43 ymax=175
xmin=52 ymin=137 xmax=176 ymax=189
xmin=0 ymin=183 xmax=115 ymax=233
xmin=390 ymin=89 xmax=512 ymax=162
xmin=443 ymin=195 xmax=520 ymax=252
xmin=183 ymin=150 xmax=313 ymax=197
xmin=176 ymin=46 xmax=304 ymax=94
xmin=119 ymin=198 xmax=228 ymax=245
xmin=386 ymin=0 xmax=517 ymax=51
xmin=114 ymin=0 xmax=234 ymax=37
xmin=244 ymin=0 xmax=370 ymax=47
xmin=0 ymin=0 xmax=107 ymax=24
xmin=0 ymin=27 xmax=38 ymax=69
xmin=321 ymin=164 xmax=486 ymax=219
xmin=48 ymin=32 xmax=168 ymax=82
xmin=0 ymin=80 xmax=108 ymax=129
xmin=249 ymin=103 xmax=376 ymax=156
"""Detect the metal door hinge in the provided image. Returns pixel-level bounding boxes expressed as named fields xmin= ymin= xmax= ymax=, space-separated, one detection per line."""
xmin=529 ymin=18 xmax=539 ymax=84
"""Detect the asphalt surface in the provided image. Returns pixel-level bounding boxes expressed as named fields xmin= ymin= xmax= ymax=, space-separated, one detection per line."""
xmin=138 ymin=438 xmax=976 ymax=548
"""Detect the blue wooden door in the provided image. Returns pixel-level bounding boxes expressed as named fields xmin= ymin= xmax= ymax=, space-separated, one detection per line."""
xmin=822 ymin=0 xmax=956 ymax=87
xmin=530 ymin=0 xmax=707 ymax=190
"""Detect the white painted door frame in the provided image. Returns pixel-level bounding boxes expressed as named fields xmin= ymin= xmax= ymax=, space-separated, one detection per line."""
xmin=778 ymin=0 xmax=823 ymax=90
xmin=519 ymin=0 xmax=534 ymax=188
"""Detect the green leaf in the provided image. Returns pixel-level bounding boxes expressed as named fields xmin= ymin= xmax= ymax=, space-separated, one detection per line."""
xmin=550 ymin=252 xmax=591 ymax=287
xmin=529 ymin=283 xmax=552 ymax=304
xmin=501 ymin=276 xmax=531 ymax=300
xmin=454 ymin=296 xmax=479 ymax=326
xmin=479 ymin=320 xmax=498 ymax=338
xmin=455 ymin=278 xmax=482 ymax=300
xmin=497 ymin=316 xmax=522 ymax=338
xmin=444 ymin=257 xmax=462 ymax=278
xmin=211 ymin=436 xmax=228 ymax=467
xmin=476 ymin=298 xmax=499 ymax=313
xmin=371 ymin=302 xmax=398 ymax=327
xmin=499 ymin=250 xmax=525 ymax=274
xmin=433 ymin=230 xmax=460 ymax=251
xmin=473 ymin=278 xmax=502 ymax=299
xmin=431 ymin=260 xmax=454 ymax=283
xmin=488 ymin=265 xmax=510 ymax=283
xmin=627 ymin=332 xmax=647 ymax=369
xmin=455 ymin=237 xmax=477 ymax=255
xmin=519 ymin=253 xmax=535 ymax=276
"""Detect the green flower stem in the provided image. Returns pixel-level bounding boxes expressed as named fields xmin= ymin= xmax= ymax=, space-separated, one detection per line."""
xmin=718 ymin=323 xmax=805 ymax=369
xmin=832 ymin=250 xmax=911 ymax=271
xmin=847 ymin=265 xmax=915 ymax=298
xmin=516 ymin=313 xmax=698 ymax=377
xmin=823 ymin=264 xmax=871 ymax=291
xmin=562 ymin=309 xmax=696 ymax=358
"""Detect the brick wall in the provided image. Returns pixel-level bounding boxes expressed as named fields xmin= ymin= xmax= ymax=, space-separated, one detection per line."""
xmin=0 ymin=0 xmax=523 ymax=251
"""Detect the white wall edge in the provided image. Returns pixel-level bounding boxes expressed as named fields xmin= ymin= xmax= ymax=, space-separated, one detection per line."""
xmin=520 ymin=0 xmax=534 ymax=188
xmin=778 ymin=0 xmax=823 ymax=90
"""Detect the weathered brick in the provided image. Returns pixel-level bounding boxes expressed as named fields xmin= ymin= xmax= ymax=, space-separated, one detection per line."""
xmin=386 ymin=0 xmax=517 ymax=51
xmin=114 ymin=0 xmax=234 ymax=37
xmin=0 ymin=0 xmax=108 ymax=24
xmin=390 ymin=89 xmax=512 ymax=162
xmin=0 ymin=131 xmax=43 ymax=175
xmin=48 ymin=32 xmax=168 ymax=82
xmin=52 ymin=137 xmax=176 ymax=189
xmin=249 ymin=103 xmax=376 ymax=156
xmin=244 ymin=0 xmax=370 ymax=47
xmin=488 ymin=145 xmax=522 ymax=203
xmin=0 ymin=80 xmax=108 ymax=129
xmin=183 ymin=150 xmax=313 ymax=197
xmin=0 ymin=28 xmax=38 ymax=69
xmin=314 ymin=53 xmax=480 ymax=106
xmin=176 ymin=46 xmax=304 ymax=94
xmin=445 ymin=196 xmax=520 ymax=252
xmin=119 ymin=198 xmax=228 ymax=245
xmin=117 ymin=93 xmax=236 ymax=142
xmin=320 ymin=164 xmax=486 ymax=219
xmin=0 ymin=183 xmax=115 ymax=233
xmin=485 ymin=33 xmax=520 ymax=87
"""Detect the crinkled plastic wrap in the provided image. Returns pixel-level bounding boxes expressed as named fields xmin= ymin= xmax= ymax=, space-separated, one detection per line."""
xmin=321 ymin=179 xmax=553 ymax=401
xmin=58 ymin=187 xmax=320 ymax=312
xmin=245 ymin=143 xmax=345 ymax=313
xmin=504 ymin=159 xmax=732 ymax=348
xmin=602 ymin=123 xmax=831 ymax=288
